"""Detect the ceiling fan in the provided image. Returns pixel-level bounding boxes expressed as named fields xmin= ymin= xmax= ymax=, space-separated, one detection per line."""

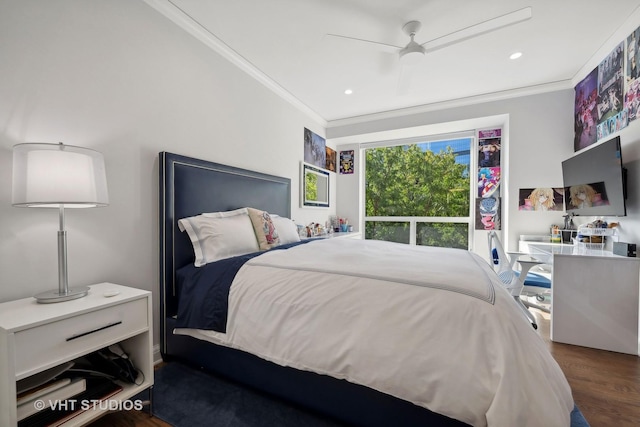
xmin=326 ymin=7 xmax=532 ymax=93
xmin=327 ymin=7 xmax=532 ymax=63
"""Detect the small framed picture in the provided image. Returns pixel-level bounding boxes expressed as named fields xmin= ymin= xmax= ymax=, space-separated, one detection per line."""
xmin=339 ymin=150 xmax=354 ymax=174
xmin=326 ymin=147 xmax=336 ymax=172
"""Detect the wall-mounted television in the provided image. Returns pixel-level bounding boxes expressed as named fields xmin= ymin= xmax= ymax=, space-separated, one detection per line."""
xmin=562 ymin=136 xmax=627 ymax=216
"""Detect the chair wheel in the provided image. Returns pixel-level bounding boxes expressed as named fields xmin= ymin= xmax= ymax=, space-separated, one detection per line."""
xmin=536 ymin=295 xmax=545 ymax=302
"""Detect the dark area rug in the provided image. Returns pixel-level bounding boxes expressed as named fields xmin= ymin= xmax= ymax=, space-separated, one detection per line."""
xmin=152 ymin=362 xmax=589 ymax=427
xmin=571 ymin=405 xmax=590 ymax=427
xmin=152 ymin=362 xmax=343 ymax=426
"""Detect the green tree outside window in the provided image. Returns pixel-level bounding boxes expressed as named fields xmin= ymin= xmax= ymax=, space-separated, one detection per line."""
xmin=365 ymin=142 xmax=470 ymax=249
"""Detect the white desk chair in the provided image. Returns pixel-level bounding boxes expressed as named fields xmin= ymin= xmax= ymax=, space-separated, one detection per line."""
xmin=488 ymin=231 xmax=551 ymax=329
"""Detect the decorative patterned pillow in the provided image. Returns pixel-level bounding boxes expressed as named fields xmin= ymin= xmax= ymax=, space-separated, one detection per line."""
xmin=247 ymin=208 xmax=280 ymax=250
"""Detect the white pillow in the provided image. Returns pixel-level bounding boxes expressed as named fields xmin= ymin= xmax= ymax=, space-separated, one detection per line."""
xmin=271 ymin=216 xmax=301 ymax=245
xmin=178 ymin=212 xmax=259 ymax=266
xmin=202 ymin=207 xmax=248 ymax=218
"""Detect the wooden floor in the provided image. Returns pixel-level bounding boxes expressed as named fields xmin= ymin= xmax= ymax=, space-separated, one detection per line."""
xmin=89 ymin=309 xmax=640 ymax=427
xmin=533 ymin=309 xmax=640 ymax=426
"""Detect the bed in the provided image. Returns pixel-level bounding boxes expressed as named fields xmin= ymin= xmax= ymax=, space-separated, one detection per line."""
xmin=159 ymin=151 xmax=575 ymax=427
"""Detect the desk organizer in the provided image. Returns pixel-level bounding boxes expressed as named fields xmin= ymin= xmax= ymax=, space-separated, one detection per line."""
xmin=574 ymin=227 xmax=617 ymax=250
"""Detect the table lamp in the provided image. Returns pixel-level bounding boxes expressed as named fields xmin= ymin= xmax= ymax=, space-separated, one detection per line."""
xmin=12 ymin=142 xmax=109 ymax=303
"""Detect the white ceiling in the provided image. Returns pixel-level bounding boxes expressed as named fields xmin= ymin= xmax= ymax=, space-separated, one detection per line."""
xmin=152 ymin=0 xmax=640 ymax=123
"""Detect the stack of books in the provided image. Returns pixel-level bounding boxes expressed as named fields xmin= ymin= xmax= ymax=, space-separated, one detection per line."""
xmin=17 ymin=377 xmax=122 ymax=427
xmin=17 ymin=378 xmax=87 ymax=421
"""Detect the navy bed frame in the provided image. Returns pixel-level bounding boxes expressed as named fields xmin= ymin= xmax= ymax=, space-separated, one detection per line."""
xmin=159 ymin=151 xmax=468 ymax=427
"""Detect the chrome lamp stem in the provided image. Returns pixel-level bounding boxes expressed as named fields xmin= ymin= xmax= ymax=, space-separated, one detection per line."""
xmin=57 ymin=206 xmax=68 ymax=295
xmin=34 ymin=206 xmax=89 ymax=303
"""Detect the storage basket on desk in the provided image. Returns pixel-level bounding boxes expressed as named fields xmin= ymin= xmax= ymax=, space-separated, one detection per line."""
xmin=574 ymin=227 xmax=617 ymax=250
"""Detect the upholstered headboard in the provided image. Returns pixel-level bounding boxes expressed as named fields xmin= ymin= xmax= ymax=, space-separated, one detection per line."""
xmin=159 ymin=152 xmax=291 ymax=341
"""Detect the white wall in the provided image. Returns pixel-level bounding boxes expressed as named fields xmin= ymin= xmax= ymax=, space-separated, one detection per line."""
xmin=0 ymin=0 xmax=333 ymax=348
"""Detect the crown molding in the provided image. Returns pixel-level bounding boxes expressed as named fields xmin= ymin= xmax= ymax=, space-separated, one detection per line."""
xmin=326 ymin=80 xmax=573 ymax=129
xmin=141 ymin=0 xmax=574 ymax=133
xmin=141 ymin=0 xmax=327 ymax=127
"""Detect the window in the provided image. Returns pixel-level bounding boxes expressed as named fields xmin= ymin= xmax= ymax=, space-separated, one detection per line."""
xmin=363 ymin=136 xmax=473 ymax=249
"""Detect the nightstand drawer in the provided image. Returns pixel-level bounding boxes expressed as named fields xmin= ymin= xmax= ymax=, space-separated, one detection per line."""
xmin=13 ymin=298 xmax=148 ymax=379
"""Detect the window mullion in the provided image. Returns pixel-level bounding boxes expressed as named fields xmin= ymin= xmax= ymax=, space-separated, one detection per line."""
xmin=409 ymin=220 xmax=417 ymax=245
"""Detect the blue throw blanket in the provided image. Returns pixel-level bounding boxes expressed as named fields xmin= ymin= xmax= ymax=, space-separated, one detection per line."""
xmin=176 ymin=240 xmax=311 ymax=332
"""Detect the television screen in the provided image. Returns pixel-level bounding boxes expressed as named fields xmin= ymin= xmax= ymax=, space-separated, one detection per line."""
xmin=562 ymin=136 xmax=626 ymax=216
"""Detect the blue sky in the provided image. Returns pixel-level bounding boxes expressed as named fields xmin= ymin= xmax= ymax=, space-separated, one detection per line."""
xmin=416 ymin=138 xmax=471 ymax=166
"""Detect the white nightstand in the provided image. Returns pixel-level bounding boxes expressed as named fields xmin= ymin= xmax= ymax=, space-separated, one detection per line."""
xmin=0 ymin=283 xmax=153 ymax=426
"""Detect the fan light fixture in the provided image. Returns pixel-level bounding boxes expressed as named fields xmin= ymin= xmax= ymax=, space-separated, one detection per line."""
xmin=399 ymin=44 xmax=425 ymax=65
xmin=399 ymin=21 xmax=426 ymax=65
xmin=12 ymin=142 xmax=109 ymax=303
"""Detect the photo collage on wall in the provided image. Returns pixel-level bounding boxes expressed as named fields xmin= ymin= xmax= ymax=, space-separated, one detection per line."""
xmin=574 ymin=24 xmax=640 ymax=151
xmin=475 ymin=129 xmax=501 ymax=230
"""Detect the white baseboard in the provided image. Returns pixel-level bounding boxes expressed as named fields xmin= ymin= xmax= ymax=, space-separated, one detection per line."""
xmin=153 ymin=344 xmax=163 ymax=365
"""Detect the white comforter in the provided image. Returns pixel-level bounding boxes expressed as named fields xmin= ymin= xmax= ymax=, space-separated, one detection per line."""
xmin=176 ymin=238 xmax=573 ymax=427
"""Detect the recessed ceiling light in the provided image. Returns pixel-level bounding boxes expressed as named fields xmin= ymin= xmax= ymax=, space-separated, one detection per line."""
xmin=344 ymin=89 xmax=353 ymax=95
xmin=510 ymin=52 xmax=523 ymax=60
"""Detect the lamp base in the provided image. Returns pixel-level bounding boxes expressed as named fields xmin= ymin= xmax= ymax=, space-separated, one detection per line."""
xmin=34 ymin=286 xmax=90 ymax=304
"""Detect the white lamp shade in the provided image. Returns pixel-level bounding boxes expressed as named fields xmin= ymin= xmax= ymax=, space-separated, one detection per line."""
xmin=12 ymin=143 xmax=109 ymax=208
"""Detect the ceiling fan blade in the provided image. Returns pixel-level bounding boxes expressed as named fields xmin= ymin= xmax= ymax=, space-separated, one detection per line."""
xmin=379 ymin=51 xmax=398 ymax=75
xmin=397 ymin=63 xmax=414 ymax=96
xmin=325 ymin=33 xmax=402 ymax=54
xmin=421 ymin=7 xmax=532 ymax=53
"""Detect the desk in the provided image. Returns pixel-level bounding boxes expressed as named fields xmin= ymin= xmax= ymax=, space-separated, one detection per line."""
xmin=528 ymin=243 xmax=640 ymax=355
